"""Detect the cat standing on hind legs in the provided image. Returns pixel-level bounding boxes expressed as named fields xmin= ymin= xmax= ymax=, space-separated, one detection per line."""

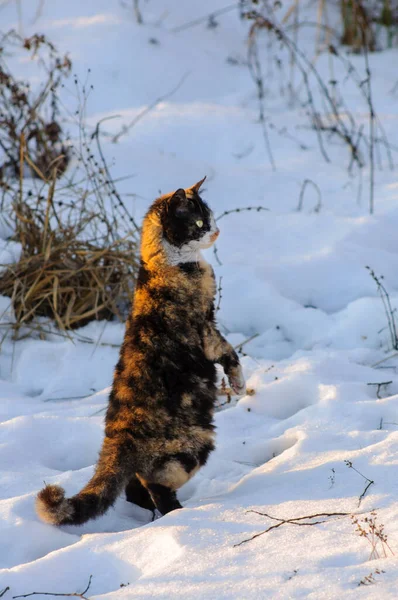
xmin=36 ymin=176 xmax=245 ymax=524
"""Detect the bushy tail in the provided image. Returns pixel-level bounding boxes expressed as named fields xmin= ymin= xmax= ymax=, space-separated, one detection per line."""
xmin=36 ymin=438 xmax=128 ymax=526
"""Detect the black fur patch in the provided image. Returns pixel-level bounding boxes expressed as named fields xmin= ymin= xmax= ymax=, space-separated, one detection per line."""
xmin=146 ymin=483 xmax=182 ymax=514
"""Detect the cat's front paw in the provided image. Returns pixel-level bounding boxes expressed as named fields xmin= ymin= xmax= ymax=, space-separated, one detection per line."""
xmin=228 ymin=365 xmax=246 ymax=395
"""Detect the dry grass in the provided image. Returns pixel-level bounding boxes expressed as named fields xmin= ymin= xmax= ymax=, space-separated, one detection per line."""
xmin=0 ymin=30 xmax=71 ymax=181
xmin=0 ymin=31 xmax=140 ymax=335
xmin=0 ymin=152 xmax=139 ymax=332
xmin=351 ymin=511 xmax=395 ymax=560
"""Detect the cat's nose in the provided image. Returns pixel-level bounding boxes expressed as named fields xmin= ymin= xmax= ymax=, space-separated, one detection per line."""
xmin=210 ymin=229 xmax=220 ymax=242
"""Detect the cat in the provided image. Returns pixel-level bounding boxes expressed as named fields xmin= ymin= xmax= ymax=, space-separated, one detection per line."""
xmin=36 ymin=176 xmax=245 ymax=524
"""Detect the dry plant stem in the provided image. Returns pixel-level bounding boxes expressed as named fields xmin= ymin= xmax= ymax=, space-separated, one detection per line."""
xmin=344 ymin=460 xmax=374 ymax=507
xmin=12 ymin=575 xmax=92 ymax=599
xmin=1 ymin=78 xmax=140 ymax=332
xmin=33 ymin=0 xmax=46 ymax=23
xmin=247 ymin=35 xmax=276 ymax=171
xmin=234 ymin=511 xmax=351 ymax=548
xmin=363 ymin=41 xmax=375 ymax=214
xmin=234 ymin=332 xmax=260 ymax=351
xmin=216 ymin=206 xmax=269 ymax=221
xmin=111 ymin=73 xmax=189 ymax=143
xmin=0 ymin=588 xmax=9 ymax=598
xmin=0 ymin=31 xmax=71 ymax=180
xmin=367 ymin=381 xmax=392 ymax=399
xmin=366 ymin=267 xmax=398 ymax=350
xmin=93 ymin=118 xmax=140 ymax=231
xmin=372 ymin=351 xmax=398 ymax=368
xmin=213 ymin=206 xmax=269 ymax=266
xmin=172 ymin=3 xmax=239 ymax=33
xmin=352 ymin=511 xmax=395 ymax=561
xmin=331 ymin=47 xmax=394 ymax=174
xmin=245 ymin=12 xmax=369 ymax=169
xmin=297 ymin=179 xmax=322 ymax=212
xmin=316 ymin=0 xmax=326 ymax=53
xmin=133 ymin=0 xmax=143 ymax=24
xmin=358 ymin=568 xmax=385 ymax=586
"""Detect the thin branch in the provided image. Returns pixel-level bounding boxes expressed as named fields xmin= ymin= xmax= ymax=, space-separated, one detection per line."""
xmin=216 ymin=205 xmax=269 ymax=221
xmin=12 ymin=575 xmax=92 ymax=600
xmin=296 ymin=179 xmax=322 ymax=212
xmin=372 ymin=352 xmax=398 ymax=368
xmin=362 ymin=41 xmax=375 ymax=214
xmin=133 ymin=0 xmax=143 ymax=24
xmin=234 ymin=511 xmax=351 ymax=547
xmin=344 ymin=460 xmax=374 ymax=507
xmin=367 ymin=381 xmax=392 ymax=400
xmin=172 ymin=4 xmax=238 ymax=33
xmin=92 ymin=116 xmax=140 ymax=231
xmin=247 ymin=35 xmax=276 ymax=171
xmin=111 ymin=73 xmax=189 ymax=143
xmin=234 ymin=332 xmax=260 ymax=351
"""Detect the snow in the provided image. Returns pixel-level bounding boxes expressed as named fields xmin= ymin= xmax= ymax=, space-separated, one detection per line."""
xmin=1 ymin=0 xmax=398 ymax=598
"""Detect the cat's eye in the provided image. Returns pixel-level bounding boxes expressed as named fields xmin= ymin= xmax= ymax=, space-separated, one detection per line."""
xmin=196 ymin=220 xmax=203 ymax=228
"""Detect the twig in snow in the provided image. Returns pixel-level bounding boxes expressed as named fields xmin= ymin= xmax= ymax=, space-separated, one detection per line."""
xmin=247 ymin=32 xmax=276 ymax=171
xmin=362 ymin=40 xmax=375 ymax=214
xmin=44 ymin=394 xmax=94 ymax=403
xmin=366 ymin=267 xmax=398 ymax=351
xmin=296 ymin=179 xmax=322 ymax=212
xmin=0 ymin=588 xmax=10 ymax=598
xmin=234 ymin=332 xmax=260 ymax=353
xmin=133 ymin=0 xmax=143 ymax=24
xmin=111 ymin=73 xmax=189 ymax=143
xmin=371 ymin=352 xmax=398 ymax=368
xmin=358 ymin=568 xmax=385 ymax=586
xmin=12 ymin=575 xmax=93 ymax=600
xmin=171 ymin=4 xmax=238 ymax=33
xmin=352 ymin=511 xmax=394 ymax=561
xmin=234 ymin=511 xmax=351 ymax=547
xmin=367 ymin=381 xmax=392 ymax=399
xmin=344 ymin=460 xmax=374 ymax=507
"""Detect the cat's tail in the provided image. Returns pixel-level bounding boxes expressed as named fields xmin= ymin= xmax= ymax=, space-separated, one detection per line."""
xmin=36 ymin=437 xmax=128 ymax=526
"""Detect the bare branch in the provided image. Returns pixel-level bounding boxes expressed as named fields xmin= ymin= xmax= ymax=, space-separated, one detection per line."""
xmin=13 ymin=575 xmax=93 ymax=600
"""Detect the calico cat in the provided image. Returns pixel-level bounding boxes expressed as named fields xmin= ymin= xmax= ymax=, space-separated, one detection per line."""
xmin=36 ymin=177 xmax=245 ymax=524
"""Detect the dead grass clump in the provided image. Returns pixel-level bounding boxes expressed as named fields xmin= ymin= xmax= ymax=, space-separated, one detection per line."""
xmin=351 ymin=511 xmax=394 ymax=560
xmin=0 ymin=30 xmax=71 ymax=181
xmin=0 ymin=208 xmax=137 ymax=331
xmin=0 ymin=162 xmax=139 ymax=331
xmin=0 ymin=53 xmax=140 ymax=335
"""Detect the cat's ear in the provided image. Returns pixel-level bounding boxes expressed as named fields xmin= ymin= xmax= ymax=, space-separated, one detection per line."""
xmin=169 ymin=188 xmax=192 ymax=218
xmin=185 ymin=176 xmax=206 ymax=197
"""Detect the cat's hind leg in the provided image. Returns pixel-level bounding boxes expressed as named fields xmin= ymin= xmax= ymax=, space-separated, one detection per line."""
xmin=145 ymin=483 xmax=182 ymax=515
xmin=137 ymin=456 xmax=198 ymax=515
xmin=125 ymin=474 xmax=155 ymax=511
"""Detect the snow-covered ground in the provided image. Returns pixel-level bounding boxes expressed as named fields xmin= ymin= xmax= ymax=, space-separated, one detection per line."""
xmin=1 ymin=0 xmax=398 ymax=597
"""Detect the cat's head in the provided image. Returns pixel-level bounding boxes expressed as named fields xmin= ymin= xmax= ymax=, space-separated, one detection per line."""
xmin=161 ymin=177 xmax=218 ymax=251
xmin=142 ymin=177 xmax=218 ymax=266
